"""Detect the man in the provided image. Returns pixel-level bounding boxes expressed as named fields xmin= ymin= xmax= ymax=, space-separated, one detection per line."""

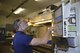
xmin=13 ymin=18 xmax=52 ymax=53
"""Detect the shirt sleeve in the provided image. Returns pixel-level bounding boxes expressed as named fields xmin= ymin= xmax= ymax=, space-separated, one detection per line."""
xmin=47 ymin=40 xmax=52 ymax=44
xmin=21 ymin=35 xmax=33 ymax=46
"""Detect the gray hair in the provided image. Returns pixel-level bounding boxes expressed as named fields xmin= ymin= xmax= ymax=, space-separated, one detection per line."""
xmin=13 ymin=19 xmax=20 ymax=30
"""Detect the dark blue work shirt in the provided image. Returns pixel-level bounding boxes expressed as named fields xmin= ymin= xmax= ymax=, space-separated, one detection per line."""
xmin=13 ymin=31 xmax=33 ymax=53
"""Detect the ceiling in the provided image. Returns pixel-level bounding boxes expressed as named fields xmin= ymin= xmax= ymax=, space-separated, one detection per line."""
xmin=0 ymin=0 xmax=60 ymax=18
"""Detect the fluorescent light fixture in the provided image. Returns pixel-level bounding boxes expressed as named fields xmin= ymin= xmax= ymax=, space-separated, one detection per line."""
xmin=12 ymin=34 xmax=15 ymax=37
xmin=35 ymin=0 xmax=41 ymax=1
xmin=48 ymin=27 xmax=50 ymax=30
xmin=28 ymin=22 xmax=32 ymax=26
xmin=52 ymin=31 xmax=54 ymax=33
xmin=42 ymin=9 xmax=47 ymax=11
xmin=35 ymin=20 xmax=52 ymax=25
xmin=28 ymin=19 xmax=52 ymax=26
xmin=41 ymin=19 xmax=45 ymax=21
xmin=35 ymin=0 xmax=38 ymax=1
xmin=14 ymin=8 xmax=25 ymax=14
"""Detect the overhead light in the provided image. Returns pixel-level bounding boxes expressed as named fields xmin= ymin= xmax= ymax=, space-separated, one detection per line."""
xmin=28 ymin=22 xmax=32 ymax=26
xmin=48 ymin=27 xmax=50 ymax=30
xmin=42 ymin=9 xmax=47 ymax=11
xmin=14 ymin=8 xmax=25 ymax=14
xmin=35 ymin=0 xmax=38 ymax=1
xmin=34 ymin=0 xmax=41 ymax=1
xmin=28 ymin=19 xmax=52 ymax=26
xmin=41 ymin=19 xmax=45 ymax=21
xmin=35 ymin=20 xmax=52 ymax=25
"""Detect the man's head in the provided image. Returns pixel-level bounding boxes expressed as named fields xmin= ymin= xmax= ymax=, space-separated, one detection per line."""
xmin=13 ymin=19 xmax=28 ymax=31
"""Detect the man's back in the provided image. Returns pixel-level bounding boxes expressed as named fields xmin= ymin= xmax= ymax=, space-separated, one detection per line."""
xmin=13 ymin=31 xmax=33 ymax=53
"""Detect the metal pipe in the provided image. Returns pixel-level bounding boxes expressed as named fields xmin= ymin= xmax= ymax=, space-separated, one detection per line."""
xmin=6 ymin=0 xmax=29 ymax=18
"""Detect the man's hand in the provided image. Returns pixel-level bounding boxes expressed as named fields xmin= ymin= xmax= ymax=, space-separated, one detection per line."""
xmin=48 ymin=26 xmax=54 ymax=32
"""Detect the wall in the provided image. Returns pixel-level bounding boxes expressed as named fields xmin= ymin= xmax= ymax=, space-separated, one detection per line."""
xmin=0 ymin=17 xmax=7 ymax=27
xmin=0 ymin=17 xmax=21 ymax=27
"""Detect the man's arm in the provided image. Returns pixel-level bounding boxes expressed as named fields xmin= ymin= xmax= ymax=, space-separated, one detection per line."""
xmin=30 ymin=29 xmax=51 ymax=45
